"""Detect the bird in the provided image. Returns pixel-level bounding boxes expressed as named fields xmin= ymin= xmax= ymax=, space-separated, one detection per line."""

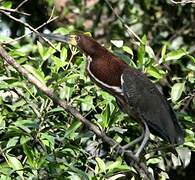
xmin=39 ymin=33 xmax=184 ymax=157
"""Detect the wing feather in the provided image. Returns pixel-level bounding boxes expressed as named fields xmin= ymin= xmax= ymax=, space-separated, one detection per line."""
xmin=121 ymin=68 xmax=184 ymax=145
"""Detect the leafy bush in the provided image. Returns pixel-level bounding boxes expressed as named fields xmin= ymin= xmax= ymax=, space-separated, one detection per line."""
xmin=0 ymin=0 xmax=195 ymax=179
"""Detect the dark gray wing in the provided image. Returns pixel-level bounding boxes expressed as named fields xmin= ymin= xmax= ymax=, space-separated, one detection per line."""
xmin=121 ymin=68 xmax=184 ymax=145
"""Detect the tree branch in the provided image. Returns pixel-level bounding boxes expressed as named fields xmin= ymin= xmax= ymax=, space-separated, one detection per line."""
xmin=0 ymin=9 xmax=57 ymax=50
xmin=0 ymin=45 xmax=154 ymax=180
xmin=2 ymin=7 xmax=58 ymax=44
xmin=0 ymin=7 xmax=30 ymax=16
xmin=15 ymin=0 xmax=30 ymax=10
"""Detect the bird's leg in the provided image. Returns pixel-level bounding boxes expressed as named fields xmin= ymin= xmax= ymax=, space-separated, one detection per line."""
xmin=135 ymin=121 xmax=150 ymax=157
xmin=117 ymin=122 xmax=149 ymax=157
xmin=122 ymin=130 xmax=144 ymax=150
xmin=110 ymin=122 xmax=150 ymax=158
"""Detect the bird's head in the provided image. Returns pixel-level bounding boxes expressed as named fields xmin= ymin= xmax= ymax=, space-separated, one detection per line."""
xmin=41 ymin=33 xmax=105 ymax=57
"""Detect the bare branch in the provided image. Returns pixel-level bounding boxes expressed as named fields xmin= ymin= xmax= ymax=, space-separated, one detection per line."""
xmin=6 ymin=16 xmax=58 ymax=44
xmin=0 ymin=9 xmax=58 ymax=50
xmin=15 ymin=0 xmax=29 ymax=10
xmin=0 ymin=7 xmax=30 ymax=16
xmin=0 ymin=45 xmax=154 ymax=180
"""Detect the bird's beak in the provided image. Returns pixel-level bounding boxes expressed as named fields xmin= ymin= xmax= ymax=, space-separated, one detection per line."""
xmin=39 ymin=33 xmax=78 ymax=46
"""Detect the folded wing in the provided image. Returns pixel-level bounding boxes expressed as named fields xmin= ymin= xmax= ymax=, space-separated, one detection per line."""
xmin=121 ymin=68 xmax=184 ymax=145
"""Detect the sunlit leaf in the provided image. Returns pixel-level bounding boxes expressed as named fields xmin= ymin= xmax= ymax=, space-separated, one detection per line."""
xmin=80 ymin=95 xmax=94 ymax=111
xmin=176 ymin=147 xmax=191 ymax=168
xmin=60 ymin=47 xmax=68 ymax=60
xmin=6 ymin=137 xmax=19 ymax=152
xmin=107 ymin=174 xmax=126 ymax=180
xmin=161 ymin=44 xmax=167 ymax=60
xmin=2 ymin=1 xmax=12 ymax=8
xmin=64 ymin=120 xmax=82 ymax=139
xmin=23 ymin=64 xmax=45 ymax=84
xmin=172 ymin=153 xmax=182 ymax=168
xmin=147 ymin=158 xmax=161 ymax=165
xmin=37 ymin=41 xmax=44 ymax=58
xmin=95 ymin=157 xmax=106 ymax=174
xmin=138 ymin=41 xmax=146 ymax=66
xmin=171 ymin=82 xmax=185 ymax=102
xmin=122 ymin=46 xmax=133 ymax=56
xmin=111 ymin=40 xmax=124 ymax=48
xmin=165 ymin=49 xmax=187 ymax=61
xmin=6 ymin=154 xmax=24 ymax=180
xmin=146 ymin=66 xmax=165 ymax=79
xmin=145 ymin=45 xmax=155 ymax=59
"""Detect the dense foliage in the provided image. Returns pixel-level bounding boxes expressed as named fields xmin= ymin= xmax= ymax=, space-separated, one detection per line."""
xmin=0 ymin=0 xmax=194 ymax=179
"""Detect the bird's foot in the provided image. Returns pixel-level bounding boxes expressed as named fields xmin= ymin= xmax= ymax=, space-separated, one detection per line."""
xmin=111 ymin=143 xmax=137 ymax=158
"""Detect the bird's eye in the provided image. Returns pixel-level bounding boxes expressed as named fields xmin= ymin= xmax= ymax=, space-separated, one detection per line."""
xmin=76 ymin=36 xmax=81 ymax=42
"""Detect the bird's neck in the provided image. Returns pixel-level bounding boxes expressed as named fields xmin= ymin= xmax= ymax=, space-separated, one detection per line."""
xmin=80 ymin=40 xmax=108 ymax=59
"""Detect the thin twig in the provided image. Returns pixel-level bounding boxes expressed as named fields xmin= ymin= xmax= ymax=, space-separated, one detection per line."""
xmin=0 ymin=7 xmax=30 ymax=16
xmin=0 ymin=45 xmax=154 ymax=180
xmin=65 ymin=46 xmax=79 ymax=70
xmin=15 ymin=0 xmax=29 ymax=10
xmin=104 ymin=0 xmax=143 ymax=44
xmin=0 ymin=9 xmax=57 ymax=50
xmin=5 ymin=16 xmax=58 ymax=44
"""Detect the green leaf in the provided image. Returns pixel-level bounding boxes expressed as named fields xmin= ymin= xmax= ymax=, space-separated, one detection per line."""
xmin=107 ymin=174 xmax=126 ymax=180
xmin=11 ymin=119 xmax=36 ymax=134
xmin=122 ymin=46 xmax=133 ymax=56
xmin=165 ymin=49 xmax=187 ymax=61
xmin=80 ymin=96 xmax=94 ymax=111
xmin=171 ymin=153 xmax=181 ymax=167
xmin=111 ymin=40 xmax=124 ymax=48
xmin=6 ymin=137 xmax=19 ymax=152
xmin=40 ymin=133 xmax=55 ymax=150
xmin=176 ymin=147 xmax=191 ymax=168
xmin=145 ymin=45 xmax=155 ymax=59
xmin=186 ymin=55 xmax=195 ymax=63
xmin=22 ymin=140 xmax=34 ymax=166
xmin=107 ymin=157 xmax=129 ymax=173
xmin=147 ymin=157 xmax=161 ymax=165
xmin=171 ymin=82 xmax=185 ymax=102
xmin=65 ymin=120 xmax=82 ymax=139
xmin=137 ymin=42 xmax=145 ymax=66
xmin=23 ymin=64 xmax=45 ymax=84
xmin=0 ymin=114 xmax=6 ymax=130
xmin=16 ymin=44 xmax=33 ymax=54
xmin=159 ymin=44 xmax=167 ymax=64
xmin=60 ymin=79 xmax=76 ymax=101
xmin=60 ymin=47 xmax=68 ymax=60
xmin=6 ymin=99 xmax=26 ymax=111
xmin=51 ymin=56 xmax=67 ymax=72
xmin=2 ymin=1 xmax=12 ymax=8
xmin=14 ymin=119 xmax=38 ymax=129
xmin=53 ymin=27 xmax=70 ymax=35
xmin=43 ymin=45 xmax=58 ymax=60
xmin=37 ymin=41 xmax=44 ymax=58
xmin=95 ymin=157 xmax=106 ymax=174
xmin=0 ymin=36 xmax=18 ymax=46
xmin=6 ymin=154 xmax=24 ymax=180
xmin=146 ymin=66 xmax=165 ymax=79
xmin=97 ymin=105 xmax=111 ymax=128
xmin=67 ymin=166 xmax=90 ymax=180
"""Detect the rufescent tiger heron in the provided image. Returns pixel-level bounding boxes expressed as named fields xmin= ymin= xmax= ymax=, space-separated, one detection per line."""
xmin=40 ymin=33 xmax=184 ymax=157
